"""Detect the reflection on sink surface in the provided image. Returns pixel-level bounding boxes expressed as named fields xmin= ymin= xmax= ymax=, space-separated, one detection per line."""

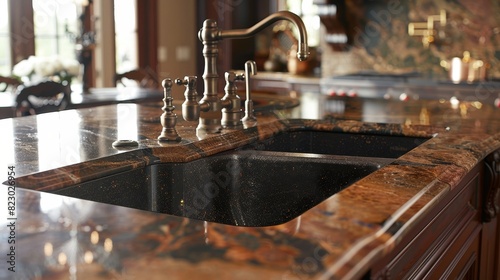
xmin=56 ymin=150 xmax=391 ymax=227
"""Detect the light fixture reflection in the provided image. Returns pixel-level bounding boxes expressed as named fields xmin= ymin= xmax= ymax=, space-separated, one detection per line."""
xmin=450 ymin=57 xmax=463 ymax=84
xmin=44 ymin=242 xmax=53 ymax=257
xmin=450 ymin=96 xmax=460 ymax=109
xmin=84 ymin=251 xmax=94 ymax=264
xmin=104 ymin=238 xmax=113 ymax=252
xmin=90 ymin=231 xmax=99 ymax=245
xmin=58 ymin=252 xmax=67 ymax=265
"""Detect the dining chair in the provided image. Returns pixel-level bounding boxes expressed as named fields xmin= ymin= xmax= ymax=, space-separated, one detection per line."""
xmin=114 ymin=68 xmax=159 ymax=88
xmin=15 ymin=81 xmax=71 ymax=116
xmin=0 ymin=75 xmax=22 ymax=93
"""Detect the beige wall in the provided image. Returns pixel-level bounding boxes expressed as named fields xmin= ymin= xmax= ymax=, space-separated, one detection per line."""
xmin=94 ymin=0 xmax=116 ymax=88
xmin=94 ymin=0 xmax=198 ymax=91
xmin=157 ymin=0 xmax=197 ymax=99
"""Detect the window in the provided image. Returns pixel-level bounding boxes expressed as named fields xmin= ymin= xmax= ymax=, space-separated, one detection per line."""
xmin=114 ymin=0 xmax=138 ymax=74
xmin=7 ymin=0 xmax=144 ymax=88
xmin=0 ymin=0 xmax=11 ymax=75
xmin=29 ymin=0 xmax=82 ymax=88
xmin=32 ymin=0 xmax=79 ymax=59
xmin=285 ymin=0 xmax=321 ymax=47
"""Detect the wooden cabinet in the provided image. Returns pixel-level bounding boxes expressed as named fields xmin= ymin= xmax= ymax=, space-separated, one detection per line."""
xmin=480 ymin=151 xmax=500 ymax=280
xmin=370 ymin=150 xmax=500 ymax=279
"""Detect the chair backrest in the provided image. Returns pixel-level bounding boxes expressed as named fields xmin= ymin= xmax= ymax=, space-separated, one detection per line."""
xmin=0 ymin=75 xmax=22 ymax=93
xmin=15 ymin=81 xmax=71 ymax=116
xmin=114 ymin=68 xmax=159 ymax=88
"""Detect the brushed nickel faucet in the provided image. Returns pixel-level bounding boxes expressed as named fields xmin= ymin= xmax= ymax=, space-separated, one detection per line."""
xmin=158 ymin=11 xmax=309 ymax=142
xmin=190 ymin=11 xmax=309 ymax=135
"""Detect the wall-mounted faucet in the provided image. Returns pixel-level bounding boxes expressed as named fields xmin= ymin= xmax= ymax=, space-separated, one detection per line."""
xmin=158 ymin=11 xmax=309 ymax=140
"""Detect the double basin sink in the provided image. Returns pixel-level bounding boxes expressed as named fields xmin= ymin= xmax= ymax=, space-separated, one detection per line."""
xmin=55 ymin=129 xmax=429 ymax=227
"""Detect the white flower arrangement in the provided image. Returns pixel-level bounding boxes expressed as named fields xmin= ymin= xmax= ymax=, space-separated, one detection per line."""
xmin=12 ymin=55 xmax=81 ymax=85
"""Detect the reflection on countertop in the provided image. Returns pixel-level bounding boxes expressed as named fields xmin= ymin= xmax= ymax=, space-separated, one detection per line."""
xmin=0 ymin=87 xmax=164 ymax=120
xmin=300 ymin=92 xmax=499 ymax=131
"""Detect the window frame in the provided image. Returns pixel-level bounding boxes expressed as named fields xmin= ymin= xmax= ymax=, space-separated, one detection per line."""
xmin=9 ymin=0 xmax=35 ymax=66
xmin=7 ymin=0 xmax=158 ymax=87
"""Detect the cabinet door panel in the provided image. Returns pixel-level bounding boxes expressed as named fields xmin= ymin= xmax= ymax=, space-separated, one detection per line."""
xmin=370 ymin=166 xmax=481 ymax=280
xmin=426 ymin=221 xmax=481 ymax=279
xmin=480 ymin=219 xmax=498 ymax=280
xmin=482 ymin=150 xmax=500 ymax=280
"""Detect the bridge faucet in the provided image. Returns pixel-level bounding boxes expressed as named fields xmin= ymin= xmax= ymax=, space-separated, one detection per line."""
xmin=188 ymin=10 xmax=309 ymax=135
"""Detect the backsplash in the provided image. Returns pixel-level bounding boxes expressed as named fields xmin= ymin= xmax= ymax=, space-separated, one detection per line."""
xmin=320 ymin=0 xmax=500 ymax=80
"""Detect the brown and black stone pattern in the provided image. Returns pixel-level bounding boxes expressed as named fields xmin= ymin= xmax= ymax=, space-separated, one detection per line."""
xmin=1 ymin=99 xmax=499 ymax=280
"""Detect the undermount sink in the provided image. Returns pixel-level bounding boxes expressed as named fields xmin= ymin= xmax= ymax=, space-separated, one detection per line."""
xmin=56 ymin=150 xmax=392 ymax=227
xmin=53 ymin=129 xmax=430 ymax=227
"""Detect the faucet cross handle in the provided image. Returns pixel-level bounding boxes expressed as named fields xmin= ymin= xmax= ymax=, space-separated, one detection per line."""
xmin=242 ymin=60 xmax=258 ymax=127
xmin=225 ymin=71 xmax=245 ymax=84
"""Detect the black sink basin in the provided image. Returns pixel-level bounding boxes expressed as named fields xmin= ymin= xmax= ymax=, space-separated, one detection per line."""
xmin=240 ymin=130 xmax=429 ymax=158
xmin=48 ymin=129 xmax=431 ymax=227
xmin=56 ymin=150 xmax=392 ymax=227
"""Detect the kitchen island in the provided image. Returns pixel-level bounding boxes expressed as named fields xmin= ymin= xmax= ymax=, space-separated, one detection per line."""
xmin=0 ymin=92 xmax=499 ymax=279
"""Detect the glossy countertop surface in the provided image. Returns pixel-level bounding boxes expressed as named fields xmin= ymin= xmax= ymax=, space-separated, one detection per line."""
xmin=0 ymin=93 xmax=499 ymax=279
xmin=0 ymin=87 xmax=163 ymax=119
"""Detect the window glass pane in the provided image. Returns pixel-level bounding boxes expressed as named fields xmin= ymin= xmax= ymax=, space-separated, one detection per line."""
xmin=0 ymin=0 xmax=10 ymax=75
xmin=285 ymin=0 xmax=320 ymax=47
xmin=302 ymin=0 xmax=318 ymax=15
xmin=33 ymin=0 xmax=57 ymax=35
xmin=34 ymin=38 xmax=58 ymax=57
xmin=31 ymin=0 xmax=81 ymax=88
xmin=58 ymin=37 xmax=77 ymax=59
xmin=115 ymin=0 xmax=136 ymax=34
xmin=114 ymin=0 xmax=138 ymax=74
xmin=115 ymin=33 xmax=138 ymax=74
xmin=32 ymin=0 xmax=78 ymax=56
xmin=303 ymin=15 xmax=320 ymax=47
xmin=57 ymin=2 xmax=79 ymax=36
xmin=0 ymin=37 xmax=11 ymax=75
xmin=0 ymin=0 xmax=8 ymax=33
xmin=286 ymin=0 xmax=302 ymax=15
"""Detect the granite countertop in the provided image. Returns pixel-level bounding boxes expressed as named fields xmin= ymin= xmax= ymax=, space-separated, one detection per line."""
xmin=0 ymin=94 xmax=499 ymax=279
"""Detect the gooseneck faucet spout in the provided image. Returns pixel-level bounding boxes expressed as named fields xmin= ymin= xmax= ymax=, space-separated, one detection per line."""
xmin=217 ymin=11 xmax=309 ymax=61
xmin=196 ymin=11 xmax=309 ymax=134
